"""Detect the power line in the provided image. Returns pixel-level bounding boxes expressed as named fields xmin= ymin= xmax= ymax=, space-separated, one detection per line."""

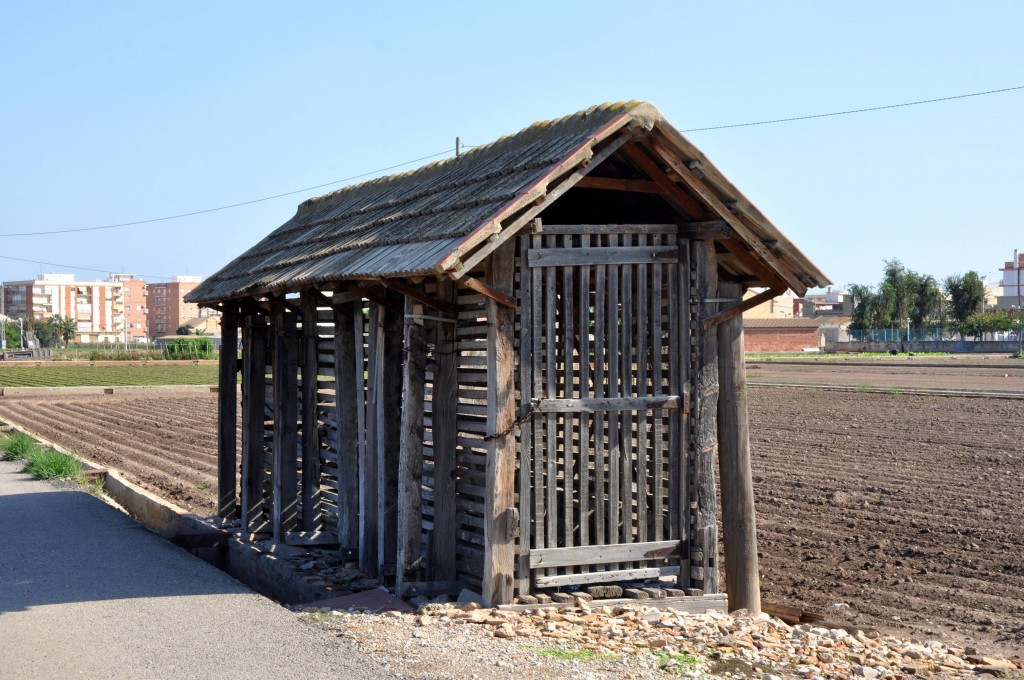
xmin=680 ymin=84 xmax=1024 ymax=132
xmin=0 ymin=148 xmax=456 ymax=238
xmin=0 ymin=253 xmax=174 ymax=280
xmin=3 ymin=84 xmax=1022 ymax=241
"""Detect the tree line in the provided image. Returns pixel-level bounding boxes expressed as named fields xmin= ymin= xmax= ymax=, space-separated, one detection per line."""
xmin=850 ymin=259 xmax=1018 ymax=338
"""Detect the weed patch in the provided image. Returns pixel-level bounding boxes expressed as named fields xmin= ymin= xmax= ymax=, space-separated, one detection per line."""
xmin=652 ymin=650 xmax=699 ymax=674
xmin=1 ymin=431 xmax=37 ymax=461
xmin=529 ymin=645 xmax=617 ymax=662
xmin=23 ymin=447 xmax=84 ymax=481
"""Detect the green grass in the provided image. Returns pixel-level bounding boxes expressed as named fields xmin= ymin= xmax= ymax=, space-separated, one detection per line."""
xmin=652 ymin=650 xmax=699 ymax=674
xmin=529 ymin=645 xmax=617 ymax=662
xmin=22 ymin=447 xmax=85 ymax=480
xmin=1 ymin=431 xmax=37 ymax=460
xmin=0 ymin=363 xmax=218 ymax=387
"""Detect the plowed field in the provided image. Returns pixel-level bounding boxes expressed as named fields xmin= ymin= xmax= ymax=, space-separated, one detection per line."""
xmin=0 ymin=380 xmax=1021 ymax=655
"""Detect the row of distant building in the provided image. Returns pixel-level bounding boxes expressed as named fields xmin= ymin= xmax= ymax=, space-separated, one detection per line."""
xmin=741 ymin=252 xmax=1024 ymax=352
xmin=0 ymin=273 xmax=219 ymax=344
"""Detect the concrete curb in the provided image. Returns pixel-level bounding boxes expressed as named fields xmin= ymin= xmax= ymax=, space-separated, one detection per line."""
xmin=0 ymin=417 xmax=332 ymax=606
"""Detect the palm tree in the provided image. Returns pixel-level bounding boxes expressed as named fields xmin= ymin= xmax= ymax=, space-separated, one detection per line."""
xmin=50 ymin=315 xmax=76 ymax=348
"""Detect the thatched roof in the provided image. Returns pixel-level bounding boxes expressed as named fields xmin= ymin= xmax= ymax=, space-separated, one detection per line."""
xmin=188 ymin=102 xmax=829 ymax=304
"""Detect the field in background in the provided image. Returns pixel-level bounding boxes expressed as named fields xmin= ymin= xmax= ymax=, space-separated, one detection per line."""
xmin=0 ymin=361 xmax=218 ymax=387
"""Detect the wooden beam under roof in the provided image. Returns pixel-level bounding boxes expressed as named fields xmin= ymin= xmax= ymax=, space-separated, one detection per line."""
xmin=574 ymin=176 xmax=664 ymax=194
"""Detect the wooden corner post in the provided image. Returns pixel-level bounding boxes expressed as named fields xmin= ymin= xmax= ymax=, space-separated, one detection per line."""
xmin=689 ymin=240 xmax=720 ymax=593
xmin=271 ymin=304 xmax=299 ymax=543
xmin=217 ymin=306 xmax=239 ymax=520
xmin=396 ymin=292 xmax=427 ymax=595
xmin=483 ymin=241 xmax=517 ymax=606
xmin=716 ymin=280 xmax=761 ymax=613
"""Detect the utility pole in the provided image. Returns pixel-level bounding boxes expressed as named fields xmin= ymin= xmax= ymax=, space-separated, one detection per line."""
xmin=1 ymin=281 xmax=6 ymax=351
xmin=455 ymin=137 xmax=461 ymax=158
xmin=1017 ymin=249 xmax=1022 ymax=356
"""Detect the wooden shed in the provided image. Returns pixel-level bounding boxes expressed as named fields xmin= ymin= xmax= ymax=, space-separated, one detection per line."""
xmin=187 ymin=102 xmax=830 ymax=608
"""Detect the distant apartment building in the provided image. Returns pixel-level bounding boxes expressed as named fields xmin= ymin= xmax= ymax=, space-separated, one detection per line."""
xmin=147 ymin=276 xmax=214 ymax=338
xmin=1 ymin=273 xmax=128 ymax=343
xmin=994 ymin=252 xmax=1024 ymax=311
xmin=109 ymin=274 xmax=149 ymax=341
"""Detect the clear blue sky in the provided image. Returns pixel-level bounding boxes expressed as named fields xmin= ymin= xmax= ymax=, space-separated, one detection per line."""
xmin=1 ymin=1 xmax=1021 ymax=290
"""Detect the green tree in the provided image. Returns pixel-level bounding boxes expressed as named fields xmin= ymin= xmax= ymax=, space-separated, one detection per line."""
xmin=49 ymin=315 xmax=77 ymax=348
xmin=176 ymin=324 xmax=194 ymax=336
xmin=3 ymin=318 xmax=22 ymax=349
xmin=29 ymin=318 xmax=58 ymax=348
xmin=944 ymin=272 xmax=986 ymax=325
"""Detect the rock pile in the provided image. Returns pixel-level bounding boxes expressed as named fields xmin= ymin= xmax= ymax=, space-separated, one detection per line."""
xmin=350 ymin=599 xmax=1022 ymax=678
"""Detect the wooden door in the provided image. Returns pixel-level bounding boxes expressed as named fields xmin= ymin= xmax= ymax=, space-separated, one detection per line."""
xmin=516 ymin=224 xmax=690 ymax=592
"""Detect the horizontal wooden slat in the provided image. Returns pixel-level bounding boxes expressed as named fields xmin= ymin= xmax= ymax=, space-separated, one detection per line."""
xmin=498 ymin=594 xmax=728 ymax=614
xmin=534 ymin=565 xmax=680 ymax=588
xmin=534 ymin=223 xmax=678 ymax=235
xmin=537 ymin=395 xmax=684 ymax=413
xmin=284 ymin=531 xmax=341 ymax=546
xmin=529 ymin=539 xmax=681 ymax=569
xmin=528 ymin=246 xmax=678 ymax=267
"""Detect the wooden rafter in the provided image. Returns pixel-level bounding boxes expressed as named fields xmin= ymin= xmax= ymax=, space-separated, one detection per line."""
xmin=701 ymin=286 xmax=780 ymax=331
xmin=678 ymin=220 xmax=730 ymax=240
xmin=379 ymin=279 xmax=458 ymax=318
xmin=454 ymin=274 xmax=517 ymax=309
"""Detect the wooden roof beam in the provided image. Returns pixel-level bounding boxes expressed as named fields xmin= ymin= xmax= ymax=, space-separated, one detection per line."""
xmin=678 ymin=220 xmax=730 ymax=240
xmin=701 ymin=287 xmax=781 ymax=331
xmin=453 ymin=274 xmax=517 ymax=309
xmin=574 ymin=176 xmax=664 ymax=194
xmin=379 ymin=279 xmax=459 ymax=318
xmin=620 ymin=142 xmax=708 ymax=218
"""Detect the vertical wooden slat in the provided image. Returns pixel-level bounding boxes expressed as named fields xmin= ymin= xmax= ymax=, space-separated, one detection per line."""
xmin=690 ymin=240 xmax=719 ymax=593
xmin=635 ymin=262 xmax=649 ymax=543
xmin=301 ymin=292 xmax=321 ymax=530
xmin=651 ymin=262 xmax=664 ymax=542
xmin=531 ymin=233 xmax=545 ymax=558
xmin=577 ymin=236 xmax=591 ymax=548
xmin=378 ymin=291 xmax=404 ymax=574
xmin=717 ymin=280 xmax=760 ymax=613
xmin=668 ymin=253 xmax=681 ymax=551
xmin=242 ymin=311 xmax=267 ymax=532
xmin=544 ymin=254 xmax=557 ymax=551
xmin=593 ymin=260 xmax=607 ymax=550
xmin=561 ymin=261 xmax=575 ymax=552
xmin=271 ymin=304 xmax=298 ymax=543
xmin=607 ymin=234 xmax=620 ymax=557
xmin=620 ymin=261 xmax=633 ymax=553
xmin=515 ymin=238 xmax=533 ymax=594
xmin=361 ymin=302 xmax=382 ymax=575
xmin=333 ymin=302 xmax=360 ymax=549
xmin=483 ymin=241 xmax=517 ymax=606
xmin=678 ymin=238 xmax=693 ymax=587
xmin=429 ymin=279 xmax=458 ymax=582
xmin=217 ymin=307 xmax=239 ymax=520
xmin=397 ymin=294 xmax=426 ymax=594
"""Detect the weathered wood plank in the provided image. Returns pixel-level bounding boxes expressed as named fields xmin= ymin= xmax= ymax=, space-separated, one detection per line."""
xmin=676 ymin=238 xmax=692 ymax=585
xmin=635 ymin=262 xmax=650 ymax=543
xmin=428 ymin=279 xmax=458 ymax=582
xmin=561 ymin=261 xmax=575 ymax=553
xmin=534 ymin=223 xmax=677 ymax=236
xmin=301 ymin=291 xmax=321 ymax=531
xmin=651 ymin=263 xmax=665 ymax=543
xmin=690 ymin=240 xmax=719 ymax=593
xmin=592 ymin=262 xmax=607 ymax=550
xmin=285 ymin=531 xmax=341 ymax=547
xmin=573 ymin=176 xmax=664 ymax=194
xmin=529 ymin=539 xmax=681 ymax=568
xmin=272 ymin=305 xmax=299 ymax=543
xmin=544 ymin=254 xmax=557 ymax=553
xmin=515 ymin=238 xmax=533 ymax=595
xmin=528 ymin=246 xmax=678 ymax=268
xmin=333 ymin=302 xmax=360 ymax=550
xmin=360 ymin=303 xmax=381 ymax=575
xmin=530 ymin=233 xmax=546 ymax=565
xmin=217 ymin=309 xmax=238 ymax=520
xmin=537 ymin=396 xmax=683 ymax=412
xmin=577 ymin=238 xmax=591 ymax=549
xmin=241 ymin=312 xmax=267 ymax=532
xmin=396 ymin=293 xmax=427 ymax=595
xmin=606 ymin=235 xmax=620 ymax=561
xmin=482 ymin=240 xmax=517 ymax=607
xmin=619 ymin=263 xmax=634 ymax=553
xmin=717 ymin=280 xmax=760 ymax=614
xmin=498 ymin=594 xmax=727 ymax=614
xmin=534 ymin=565 xmax=679 ymax=589
xmin=378 ymin=290 xmax=404 ymax=574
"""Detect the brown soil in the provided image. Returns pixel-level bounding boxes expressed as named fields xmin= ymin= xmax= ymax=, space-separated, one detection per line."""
xmin=748 ymin=358 xmax=1024 ymax=393
xmin=0 ymin=392 xmax=224 ymax=515
xmin=0 ymin=368 xmax=1022 ymax=657
xmin=749 ymin=386 xmax=1024 ymax=657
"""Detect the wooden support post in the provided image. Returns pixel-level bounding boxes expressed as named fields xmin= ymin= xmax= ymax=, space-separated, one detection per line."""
xmin=301 ymin=292 xmax=322 ymax=531
xmin=396 ymin=293 xmax=427 ymax=595
xmin=241 ymin=311 xmax=268 ymax=533
xmin=428 ymin=278 xmax=457 ymax=581
xmin=217 ymin=308 xmax=239 ymax=520
xmin=359 ymin=302 xmax=379 ymax=576
xmin=333 ymin=302 xmax=360 ymax=550
xmin=272 ymin=305 xmax=299 ymax=543
xmin=717 ymin=281 xmax=761 ymax=614
xmin=378 ymin=290 xmax=404 ymax=575
xmin=483 ymin=241 xmax=517 ymax=606
xmin=689 ymin=240 xmax=719 ymax=593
